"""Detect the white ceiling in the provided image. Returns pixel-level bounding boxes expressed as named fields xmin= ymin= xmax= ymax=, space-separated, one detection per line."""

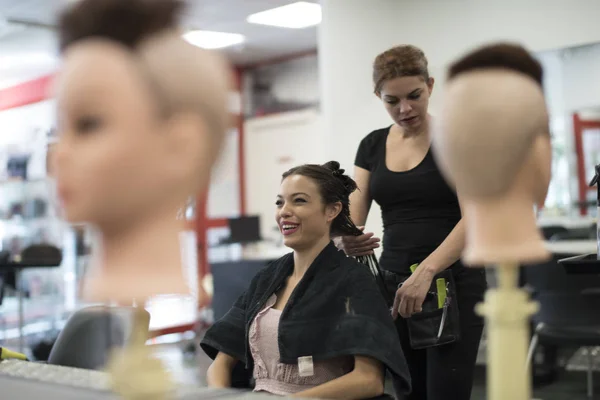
xmin=0 ymin=0 xmax=319 ymax=66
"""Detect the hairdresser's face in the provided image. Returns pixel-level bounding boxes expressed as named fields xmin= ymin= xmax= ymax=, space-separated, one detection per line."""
xmin=276 ymin=175 xmax=340 ymax=251
xmin=379 ymin=76 xmax=433 ymax=132
xmin=54 ymin=41 xmax=176 ymax=226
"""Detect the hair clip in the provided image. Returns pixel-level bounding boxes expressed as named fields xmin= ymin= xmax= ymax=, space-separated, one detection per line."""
xmin=332 ymin=168 xmax=345 ymax=177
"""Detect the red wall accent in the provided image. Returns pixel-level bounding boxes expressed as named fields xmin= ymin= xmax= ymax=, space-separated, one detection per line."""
xmin=0 ymin=75 xmax=55 ymax=111
xmin=573 ymin=113 xmax=600 ymax=216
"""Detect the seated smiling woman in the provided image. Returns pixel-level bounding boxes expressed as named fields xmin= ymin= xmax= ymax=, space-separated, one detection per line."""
xmin=201 ymin=161 xmax=410 ymax=399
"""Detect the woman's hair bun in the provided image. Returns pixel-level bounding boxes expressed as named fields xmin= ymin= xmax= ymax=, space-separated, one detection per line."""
xmin=322 ymin=161 xmax=357 ymax=196
xmin=323 ymin=161 xmax=344 ymax=176
xmin=58 ymin=0 xmax=184 ymax=51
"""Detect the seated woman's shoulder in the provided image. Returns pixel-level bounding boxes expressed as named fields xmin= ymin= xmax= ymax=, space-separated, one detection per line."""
xmin=254 ymin=253 xmax=293 ymax=278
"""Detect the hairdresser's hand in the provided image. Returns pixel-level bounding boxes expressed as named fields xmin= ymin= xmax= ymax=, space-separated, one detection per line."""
xmin=392 ymin=268 xmax=434 ymax=319
xmin=334 ymin=226 xmax=380 ymax=256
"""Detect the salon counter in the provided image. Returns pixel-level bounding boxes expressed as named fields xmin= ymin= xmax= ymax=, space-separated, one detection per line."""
xmin=0 ymin=360 xmax=283 ymax=400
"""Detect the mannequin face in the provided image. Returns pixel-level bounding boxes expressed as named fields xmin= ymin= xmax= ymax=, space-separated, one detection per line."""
xmin=54 ymin=41 xmax=188 ymax=226
xmin=378 ymin=76 xmax=433 ymax=132
xmin=275 ymin=174 xmax=340 ymax=250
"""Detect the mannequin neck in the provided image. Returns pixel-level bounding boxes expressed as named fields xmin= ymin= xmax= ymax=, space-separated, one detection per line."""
xmin=85 ymin=205 xmax=188 ymax=302
xmin=462 ymin=193 xmax=550 ymax=266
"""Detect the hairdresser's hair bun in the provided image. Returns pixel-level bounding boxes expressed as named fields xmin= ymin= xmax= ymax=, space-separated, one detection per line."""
xmin=58 ymin=0 xmax=184 ymax=52
xmin=322 ymin=161 xmax=357 ymax=197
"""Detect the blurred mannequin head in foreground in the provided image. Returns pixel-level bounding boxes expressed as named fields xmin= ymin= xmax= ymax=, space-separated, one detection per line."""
xmin=53 ymin=0 xmax=233 ymax=301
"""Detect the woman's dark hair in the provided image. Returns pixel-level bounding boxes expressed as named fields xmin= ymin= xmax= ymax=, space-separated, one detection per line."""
xmin=58 ymin=0 xmax=184 ymax=52
xmin=282 ymin=161 xmax=362 ymax=238
xmin=373 ymin=45 xmax=430 ymax=94
xmin=447 ymin=43 xmax=543 ymax=87
xmin=282 ymin=161 xmax=388 ymax=296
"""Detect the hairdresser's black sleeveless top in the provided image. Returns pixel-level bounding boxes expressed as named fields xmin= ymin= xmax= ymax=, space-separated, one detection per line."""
xmin=354 ymin=126 xmax=462 ymax=274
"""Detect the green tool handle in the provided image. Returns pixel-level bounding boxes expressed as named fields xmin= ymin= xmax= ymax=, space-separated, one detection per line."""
xmin=436 ymin=278 xmax=447 ymax=308
xmin=410 ymin=263 xmax=446 ymax=309
xmin=410 ymin=263 xmax=419 ymax=274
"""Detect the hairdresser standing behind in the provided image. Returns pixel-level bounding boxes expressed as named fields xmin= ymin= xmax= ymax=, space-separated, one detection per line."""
xmin=335 ymin=45 xmax=487 ymax=400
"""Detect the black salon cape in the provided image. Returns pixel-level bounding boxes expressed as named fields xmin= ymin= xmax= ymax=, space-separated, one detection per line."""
xmin=201 ymin=241 xmax=411 ymax=396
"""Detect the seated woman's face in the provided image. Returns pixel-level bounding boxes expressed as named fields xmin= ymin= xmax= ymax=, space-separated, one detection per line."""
xmin=275 ymin=174 xmax=335 ymax=250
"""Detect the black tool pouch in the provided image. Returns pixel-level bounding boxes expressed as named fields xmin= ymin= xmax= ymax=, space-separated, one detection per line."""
xmin=383 ymin=269 xmax=461 ymax=349
xmin=406 ymin=269 xmax=460 ymax=349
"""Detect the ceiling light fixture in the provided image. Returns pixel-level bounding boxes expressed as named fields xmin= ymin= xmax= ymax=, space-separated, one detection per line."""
xmin=183 ymin=30 xmax=245 ymax=49
xmin=246 ymin=1 xmax=321 ymax=29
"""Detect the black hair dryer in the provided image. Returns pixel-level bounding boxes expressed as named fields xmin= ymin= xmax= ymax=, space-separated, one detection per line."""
xmin=590 ymin=164 xmax=600 ymax=259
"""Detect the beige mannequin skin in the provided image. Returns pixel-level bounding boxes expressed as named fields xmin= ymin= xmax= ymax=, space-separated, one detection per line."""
xmin=434 ymin=68 xmax=552 ymax=265
xmin=432 ymin=45 xmax=552 ymax=400
xmin=54 ymin=33 xmax=231 ymax=302
xmin=53 ymin=7 xmax=232 ymax=397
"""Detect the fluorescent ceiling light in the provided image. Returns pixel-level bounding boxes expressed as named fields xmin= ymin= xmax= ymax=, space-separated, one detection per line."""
xmin=247 ymin=1 xmax=321 ymax=29
xmin=183 ymin=30 xmax=245 ymax=49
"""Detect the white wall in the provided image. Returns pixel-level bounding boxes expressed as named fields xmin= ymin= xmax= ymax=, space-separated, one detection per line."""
xmin=319 ymin=0 xmax=600 ymax=243
xmin=244 ymin=109 xmax=325 ymax=242
xmin=206 ymin=128 xmax=241 ymax=219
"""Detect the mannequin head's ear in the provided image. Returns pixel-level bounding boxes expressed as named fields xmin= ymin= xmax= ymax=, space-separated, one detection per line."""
xmin=531 ymin=133 xmax=552 ymax=208
xmin=161 ymin=111 xmax=215 ymax=190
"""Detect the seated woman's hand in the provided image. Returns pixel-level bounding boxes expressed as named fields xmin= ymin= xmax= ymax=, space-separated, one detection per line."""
xmin=334 ymin=226 xmax=380 ymax=256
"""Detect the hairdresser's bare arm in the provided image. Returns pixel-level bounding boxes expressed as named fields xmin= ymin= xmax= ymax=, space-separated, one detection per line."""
xmin=206 ymin=352 xmax=237 ymax=388
xmin=335 ymin=166 xmax=380 ymax=256
xmin=350 ymin=166 xmax=373 ymax=226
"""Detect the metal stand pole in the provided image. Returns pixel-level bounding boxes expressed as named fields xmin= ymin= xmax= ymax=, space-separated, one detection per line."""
xmin=16 ymin=268 xmax=24 ymax=354
xmin=476 ymin=264 xmax=539 ymax=400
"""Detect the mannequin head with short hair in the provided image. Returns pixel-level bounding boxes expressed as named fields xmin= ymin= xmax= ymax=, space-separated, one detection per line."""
xmin=53 ymin=0 xmax=233 ymax=301
xmin=432 ymin=43 xmax=552 ymax=265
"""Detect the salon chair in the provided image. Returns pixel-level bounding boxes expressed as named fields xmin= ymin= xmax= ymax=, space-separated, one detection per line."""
xmin=525 ymin=258 xmax=600 ymax=398
xmin=47 ymin=306 xmax=150 ymax=370
xmin=0 ymin=250 xmax=12 ymax=307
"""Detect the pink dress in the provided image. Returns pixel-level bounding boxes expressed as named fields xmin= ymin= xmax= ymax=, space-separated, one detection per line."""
xmin=249 ymin=295 xmax=354 ymax=395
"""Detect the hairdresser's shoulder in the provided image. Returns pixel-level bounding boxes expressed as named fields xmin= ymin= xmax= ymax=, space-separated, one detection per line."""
xmin=362 ymin=126 xmax=389 ymax=142
xmin=357 ymin=126 xmax=389 ymax=156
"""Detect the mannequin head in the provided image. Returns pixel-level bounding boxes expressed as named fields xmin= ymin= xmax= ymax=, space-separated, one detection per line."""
xmin=53 ymin=0 xmax=232 ymax=300
xmin=55 ymin=0 xmax=231 ymax=227
xmin=432 ymin=43 xmax=552 ymax=264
